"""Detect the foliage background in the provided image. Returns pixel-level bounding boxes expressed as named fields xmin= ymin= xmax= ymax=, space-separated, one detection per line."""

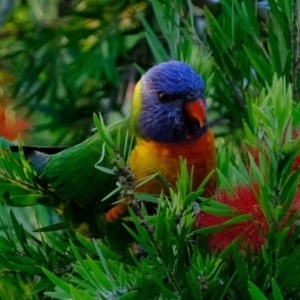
xmin=0 ymin=0 xmax=299 ymax=299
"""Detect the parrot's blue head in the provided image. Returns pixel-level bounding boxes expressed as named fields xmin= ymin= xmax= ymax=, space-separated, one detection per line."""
xmin=131 ymin=61 xmax=208 ymax=143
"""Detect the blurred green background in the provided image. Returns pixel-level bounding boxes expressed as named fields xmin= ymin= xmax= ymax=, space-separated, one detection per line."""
xmin=0 ymin=0 xmax=296 ymax=147
xmin=0 ymin=0 xmax=154 ymax=145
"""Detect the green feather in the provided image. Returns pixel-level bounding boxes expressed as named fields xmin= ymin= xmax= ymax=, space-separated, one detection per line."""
xmin=0 ymin=116 xmax=135 ymax=240
xmin=44 ymin=117 xmax=132 ymax=210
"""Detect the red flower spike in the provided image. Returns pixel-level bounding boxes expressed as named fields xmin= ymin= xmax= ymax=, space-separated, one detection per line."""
xmin=196 ymin=185 xmax=300 ymax=252
xmin=292 ymin=156 xmax=300 ymax=172
xmin=246 ymin=146 xmax=262 ymax=169
xmin=292 ymin=127 xmax=300 ymax=172
xmin=0 ymin=107 xmax=30 ymax=141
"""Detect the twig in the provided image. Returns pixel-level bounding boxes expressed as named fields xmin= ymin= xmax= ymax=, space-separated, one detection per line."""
xmin=112 ymin=145 xmax=183 ymax=295
xmin=226 ymin=76 xmax=246 ymax=108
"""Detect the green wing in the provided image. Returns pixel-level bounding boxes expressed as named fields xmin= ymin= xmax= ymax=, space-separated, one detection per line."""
xmin=44 ymin=117 xmax=133 ymax=210
xmin=0 ymin=117 xmax=134 ymax=235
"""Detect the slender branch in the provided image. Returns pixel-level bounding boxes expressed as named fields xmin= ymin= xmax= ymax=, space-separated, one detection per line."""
xmin=112 ymin=145 xmax=183 ymax=295
xmin=226 ymin=76 xmax=246 ymax=108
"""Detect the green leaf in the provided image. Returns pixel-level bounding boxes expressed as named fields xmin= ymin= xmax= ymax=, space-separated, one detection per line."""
xmin=86 ymin=254 xmax=113 ymax=292
xmin=248 ymin=281 xmax=268 ymax=300
xmin=136 ymin=10 xmax=169 ymax=62
xmin=216 ymin=169 xmax=233 ymax=194
xmin=70 ymin=285 xmax=92 ymax=300
xmin=223 ymin=214 xmax=252 ymax=225
xmin=201 ymin=207 xmax=237 ymax=217
xmin=33 ymin=277 xmax=52 ymax=293
xmin=4 ymin=194 xmax=41 ymax=207
xmin=42 ymin=267 xmax=70 ymax=293
xmin=244 ymin=46 xmax=272 ymax=82
xmin=118 ymin=290 xmax=138 ymax=299
xmin=194 ymin=224 xmax=228 ymax=235
xmin=93 ymin=239 xmax=115 ymax=290
xmin=134 ymin=193 xmax=159 ymax=204
xmin=271 ymin=278 xmax=284 ymax=300
xmin=33 ymin=222 xmax=68 ymax=232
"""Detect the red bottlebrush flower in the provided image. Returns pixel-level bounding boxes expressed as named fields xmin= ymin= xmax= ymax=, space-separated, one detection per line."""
xmin=0 ymin=107 xmax=30 ymax=141
xmin=292 ymin=125 xmax=300 ymax=139
xmin=245 ymin=144 xmax=300 ymax=174
xmin=292 ymin=127 xmax=300 ymax=172
xmin=292 ymin=156 xmax=300 ymax=172
xmin=195 ymin=185 xmax=300 ymax=252
xmin=246 ymin=146 xmax=262 ymax=168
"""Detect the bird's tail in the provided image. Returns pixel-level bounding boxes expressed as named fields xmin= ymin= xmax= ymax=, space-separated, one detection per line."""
xmin=105 ymin=200 xmax=129 ymax=222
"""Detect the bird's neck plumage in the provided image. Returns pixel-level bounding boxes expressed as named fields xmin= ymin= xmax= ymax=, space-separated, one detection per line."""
xmin=128 ymin=128 xmax=216 ymax=195
xmin=130 ymin=80 xmax=143 ymax=136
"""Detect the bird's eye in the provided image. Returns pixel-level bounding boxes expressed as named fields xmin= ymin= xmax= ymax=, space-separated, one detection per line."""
xmin=187 ymin=92 xmax=196 ymax=100
xmin=187 ymin=91 xmax=205 ymax=101
xmin=157 ymin=92 xmax=172 ymax=103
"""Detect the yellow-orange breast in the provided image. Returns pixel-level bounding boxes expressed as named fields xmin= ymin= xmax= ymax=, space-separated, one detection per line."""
xmin=129 ymin=129 xmax=216 ymax=195
xmin=105 ymin=129 xmax=216 ymax=222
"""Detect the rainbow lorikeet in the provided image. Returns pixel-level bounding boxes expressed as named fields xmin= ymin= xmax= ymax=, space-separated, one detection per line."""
xmin=0 ymin=61 xmax=216 ymax=239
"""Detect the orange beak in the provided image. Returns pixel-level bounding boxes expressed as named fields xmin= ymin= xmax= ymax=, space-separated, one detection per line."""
xmin=185 ymin=99 xmax=206 ymax=128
